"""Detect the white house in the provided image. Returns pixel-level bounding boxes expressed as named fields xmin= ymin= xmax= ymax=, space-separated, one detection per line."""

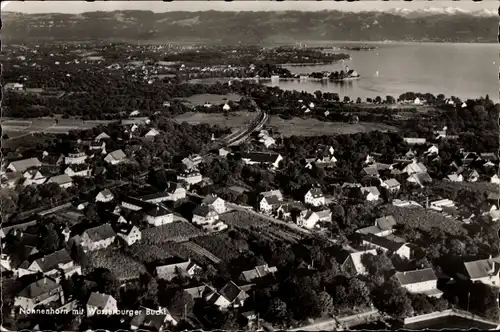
xmin=114 ymin=224 xmax=142 ymax=246
xmin=192 ymin=205 xmax=219 ymax=225
xmin=205 ymin=281 xmax=249 ymax=309
xmin=491 ymin=174 xmax=500 ymax=185
xmin=241 ymin=152 xmax=283 ymax=169
xmin=47 ymin=174 xmax=73 ymax=189
xmin=156 ymin=258 xmax=202 ymax=281
xmin=177 ymin=171 xmax=203 ymax=185
xmin=381 ymin=179 xmax=401 ymax=192
xmin=80 ymin=224 xmax=116 ymax=252
xmin=304 ymin=188 xmax=325 ymax=207
xmin=240 ymin=264 xmax=278 ymax=283
xmin=14 ymin=278 xmax=64 ymax=311
xmin=104 ymin=150 xmax=127 ymax=165
xmin=356 ymin=215 xmax=397 ymax=237
xmin=22 ymin=169 xmax=47 ymax=186
xmin=425 ymin=145 xmax=439 ymax=156
xmin=458 ymin=258 xmax=500 ymax=287
xmin=86 ymin=292 xmax=118 ymax=316
xmin=361 ymin=234 xmax=411 ymax=260
xmin=96 ymin=189 xmax=114 ymax=203
xmin=259 ymin=195 xmax=281 ymax=215
xmin=447 ymin=173 xmax=464 ymax=182
xmin=223 ymin=103 xmax=231 ymax=111
xmin=144 ymin=205 xmax=174 ymax=226
xmin=341 ymin=249 xmax=378 ymax=275
xmin=17 ymin=249 xmax=81 ymax=281
xmin=414 ymin=97 xmax=422 ymax=105
xmin=7 ymin=157 xmax=42 ymax=173
xmin=395 ymin=268 xmax=443 ymax=298
xmin=165 ymin=182 xmax=186 ymax=201
xmin=361 ymin=186 xmax=380 ymax=201
xmin=64 ymin=152 xmax=87 ymax=165
xmin=202 ymin=195 xmax=226 ymax=214
xmin=64 ymin=164 xmax=92 ymax=177
xmin=297 ymin=210 xmax=320 ymax=229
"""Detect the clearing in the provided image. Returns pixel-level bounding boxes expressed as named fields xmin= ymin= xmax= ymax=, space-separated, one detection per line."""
xmin=267 ymin=116 xmax=398 ymax=137
xmin=175 ymin=111 xmax=255 ymax=129
xmin=173 ymin=93 xmax=242 ymax=107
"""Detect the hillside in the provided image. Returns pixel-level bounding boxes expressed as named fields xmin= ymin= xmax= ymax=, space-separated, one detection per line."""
xmin=1 ymin=10 xmax=497 ymax=43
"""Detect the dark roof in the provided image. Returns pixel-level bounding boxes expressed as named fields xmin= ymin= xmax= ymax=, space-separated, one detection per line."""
xmin=202 ymin=195 xmax=221 ymax=205
xmin=33 ymin=249 xmax=72 ymax=272
xmin=130 ymin=306 xmax=169 ymax=331
xmin=121 ymin=196 xmax=154 ymax=210
xmin=361 ymin=234 xmax=406 ymax=251
xmin=395 ymin=268 xmax=437 ymax=285
xmin=220 ymin=281 xmax=245 ymax=303
xmin=144 ymin=205 xmax=172 ymax=217
xmin=112 ymin=223 xmax=138 ymax=236
xmin=241 ymin=152 xmax=280 ymax=163
xmin=48 ymin=174 xmax=73 ymax=185
xmin=193 ymin=204 xmax=216 ymax=217
xmin=84 ymin=224 xmax=116 ymax=242
xmin=263 ymin=195 xmax=281 ymax=206
xmin=87 ymin=292 xmax=113 ymax=308
xmin=18 ymin=277 xmax=60 ymax=299
xmin=8 ymin=158 xmax=42 ymax=172
xmin=464 ymin=259 xmax=500 ymax=279
xmin=165 ymin=182 xmax=184 ymax=194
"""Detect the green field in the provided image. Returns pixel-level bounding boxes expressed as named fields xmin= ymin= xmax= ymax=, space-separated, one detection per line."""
xmin=175 ymin=111 xmax=254 ymax=129
xmin=267 ymin=116 xmax=398 ymax=137
xmin=174 ymin=93 xmax=242 ymax=106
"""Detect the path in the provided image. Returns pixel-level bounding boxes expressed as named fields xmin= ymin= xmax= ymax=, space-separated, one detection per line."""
xmin=182 ymin=241 xmax=221 ymax=264
xmin=288 ymin=309 xmax=380 ymax=331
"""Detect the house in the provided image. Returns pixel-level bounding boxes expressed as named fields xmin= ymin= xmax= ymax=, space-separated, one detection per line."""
xmin=361 ymin=234 xmax=411 ymax=260
xmin=64 ymin=164 xmax=92 ymax=177
xmin=47 ymin=174 xmax=73 ymax=189
xmin=223 ymin=103 xmax=231 ymax=111
xmin=64 ymin=152 xmax=87 ymax=165
xmin=155 ymin=257 xmax=201 ymax=281
xmin=94 ymin=132 xmax=110 ymax=141
xmin=144 ymin=205 xmax=174 ymax=226
xmin=275 ymin=202 xmax=306 ymax=221
xmin=96 ymin=189 xmax=114 ymax=203
xmin=18 ymin=249 xmax=81 ymax=281
xmin=259 ymin=195 xmax=281 ymax=215
xmin=260 ymin=190 xmax=283 ymax=201
xmin=424 ymin=145 xmax=439 ymax=156
xmin=7 ymin=158 xmax=42 ymax=173
xmin=14 ymin=277 xmax=64 ymax=311
xmin=356 ymin=215 xmax=397 ymax=237
xmin=403 ymin=159 xmax=428 ymax=175
xmin=130 ymin=306 xmax=178 ymax=331
xmin=381 ymin=178 xmax=401 ymax=192
xmin=86 ymin=292 xmax=118 ymax=316
xmin=181 ymin=154 xmax=204 ymax=170
xmin=184 ymin=284 xmax=215 ymax=300
xmin=80 ymin=224 xmax=116 ymax=251
xmin=202 ymin=195 xmax=226 ymax=214
xmin=114 ymin=224 xmax=141 ymax=246
xmin=121 ymin=196 xmax=152 ymax=211
xmin=89 ymin=141 xmax=106 ymax=151
xmin=304 ymin=188 xmax=325 ymax=207
xmin=447 ymin=173 xmax=464 ymax=182
xmin=362 ymin=166 xmax=379 ymax=178
xmin=429 ymin=199 xmax=455 ymax=212
xmin=395 ymin=268 xmax=443 ymax=298
xmin=164 ymin=182 xmax=186 ymax=201
xmin=4 ymin=82 xmax=24 ymax=91
xmin=21 ymin=169 xmax=47 ymax=186
xmin=177 ymin=171 xmax=202 ymax=185
xmin=361 ymin=186 xmax=380 ymax=201
xmin=341 ymin=249 xmax=378 ymax=275
xmin=407 ymin=172 xmax=433 ymax=188
xmin=463 ymin=169 xmax=480 ymax=182
xmin=144 ymin=128 xmax=160 ymax=138
xmin=297 ymin=210 xmax=320 ymax=229
xmin=207 ymin=281 xmax=249 ymax=309
xmin=104 ymin=149 xmax=127 ymax=165
xmin=403 ymin=138 xmax=427 ymax=145
xmin=316 ymin=209 xmax=332 ymax=223
xmin=241 ymin=152 xmax=283 ymax=169
xmin=192 ymin=205 xmax=219 ymax=225
xmin=240 ymin=264 xmax=278 ymax=283
xmin=458 ymin=258 xmax=500 ymax=287
xmin=130 ymin=110 xmax=140 ymax=117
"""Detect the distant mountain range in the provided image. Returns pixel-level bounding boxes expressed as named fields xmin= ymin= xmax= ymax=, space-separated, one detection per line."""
xmin=2 ymin=9 xmax=497 ymax=44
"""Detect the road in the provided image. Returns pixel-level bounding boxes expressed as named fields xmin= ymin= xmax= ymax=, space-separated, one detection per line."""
xmin=288 ymin=309 xmax=380 ymax=331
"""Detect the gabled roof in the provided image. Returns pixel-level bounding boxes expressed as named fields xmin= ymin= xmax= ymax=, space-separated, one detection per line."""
xmin=32 ymin=249 xmax=72 ymax=272
xmin=263 ymin=195 xmax=281 ymax=206
xmin=47 ymin=174 xmax=73 ymax=185
xmin=87 ymin=292 xmax=114 ymax=308
xmin=361 ymin=186 xmax=380 ymax=197
xmin=84 ymin=224 xmax=116 ymax=242
xmin=241 ymin=152 xmax=281 ymax=163
xmin=18 ymin=277 xmax=60 ymax=299
xmin=344 ymin=249 xmax=378 ymax=274
xmin=165 ymin=182 xmax=184 ymax=194
xmin=383 ymin=178 xmax=400 ymax=188
xmin=144 ymin=205 xmax=172 ymax=217
xmin=395 ymin=268 xmax=437 ymax=285
xmin=261 ymin=190 xmax=283 ymax=200
xmin=219 ymin=281 xmax=247 ymax=303
xmin=464 ymin=259 xmax=499 ymax=279
xmin=130 ymin=306 xmax=170 ymax=330
xmin=156 ymin=257 xmax=195 ymax=280
xmin=193 ymin=204 xmax=217 ymax=217
xmin=307 ymin=188 xmax=324 ymax=198
xmin=240 ymin=264 xmax=277 ymax=282
xmin=113 ymin=223 xmax=138 ymax=236
xmin=202 ymin=195 xmax=222 ymax=205
xmin=361 ymin=233 xmax=407 ymax=251
xmin=8 ymin=158 xmax=42 ymax=172
xmin=106 ymin=149 xmax=126 ymax=161
xmin=98 ymin=189 xmax=114 ymax=199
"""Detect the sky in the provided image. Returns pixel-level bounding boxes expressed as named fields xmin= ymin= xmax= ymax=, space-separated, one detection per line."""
xmin=2 ymin=0 xmax=497 ymax=14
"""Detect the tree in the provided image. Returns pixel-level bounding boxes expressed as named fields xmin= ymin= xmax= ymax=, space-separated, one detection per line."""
xmin=264 ymin=298 xmax=289 ymax=323
xmin=343 ymin=96 xmax=350 ymax=103
xmin=356 ymin=97 xmax=362 ymax=104
xmin=372 ymin=279 xmax=413 ymax=319
xmin=39 ymin=224 xmax=61 ymax=253
xmin=317 ymin=291 xmax=335 ymax=317
xmin=70 ymin=244 xmax=89 ymax=269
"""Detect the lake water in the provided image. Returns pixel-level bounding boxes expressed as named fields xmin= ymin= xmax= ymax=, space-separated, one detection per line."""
xmin=263 ymin=42 xmax=498 ymax=101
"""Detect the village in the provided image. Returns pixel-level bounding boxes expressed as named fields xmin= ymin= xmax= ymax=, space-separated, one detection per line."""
xmin=1 ymin=38 xmax=500 ymax=331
